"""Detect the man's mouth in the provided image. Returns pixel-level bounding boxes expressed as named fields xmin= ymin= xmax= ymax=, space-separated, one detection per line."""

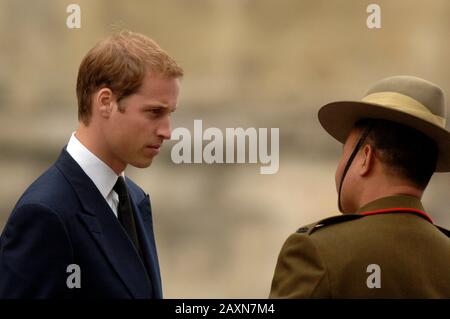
xmin=146 ymin=144 xmax=162 ymax=155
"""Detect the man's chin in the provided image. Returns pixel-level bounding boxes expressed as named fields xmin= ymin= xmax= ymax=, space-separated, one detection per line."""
xmin=130 ymin=158 xmax=154 ymax=169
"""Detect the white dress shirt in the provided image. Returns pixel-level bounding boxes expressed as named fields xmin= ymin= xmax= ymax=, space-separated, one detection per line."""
xmin=66 ymin=132 xmax=123 ymax=217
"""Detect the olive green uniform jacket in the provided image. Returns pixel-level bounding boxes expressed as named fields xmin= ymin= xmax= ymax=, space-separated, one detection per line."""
xmin=270 ymin=195 xmax=450 ymax=298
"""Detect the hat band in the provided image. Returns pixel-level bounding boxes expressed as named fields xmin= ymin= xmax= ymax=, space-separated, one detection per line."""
xmin=361 ymin=92 xmax=446 ymax=128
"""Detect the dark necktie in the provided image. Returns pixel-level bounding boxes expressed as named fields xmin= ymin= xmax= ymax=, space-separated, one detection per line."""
xmin=113 ymin=176 xmax=143 ymax=259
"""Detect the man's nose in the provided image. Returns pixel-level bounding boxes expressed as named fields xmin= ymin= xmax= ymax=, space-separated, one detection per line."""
xmin=157 ymin=117 xmax=172 ymax=140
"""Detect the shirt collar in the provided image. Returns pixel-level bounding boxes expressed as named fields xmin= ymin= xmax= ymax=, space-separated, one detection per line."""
xmin=66 ymin=132 xmax=124 ymax=199
xmin=356 ymin=195 xmax=432 ymax=223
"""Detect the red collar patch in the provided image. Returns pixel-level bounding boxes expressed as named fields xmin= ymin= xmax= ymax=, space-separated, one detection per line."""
xmin=359 ymin=208 xmax=433 ymax=224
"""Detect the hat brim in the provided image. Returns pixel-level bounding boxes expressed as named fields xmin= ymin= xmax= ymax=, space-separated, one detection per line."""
xmin=318 ymin=101 xmax=450 ymax=172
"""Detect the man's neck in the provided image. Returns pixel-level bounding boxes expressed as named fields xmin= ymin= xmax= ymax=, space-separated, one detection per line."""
xmin=74 ymin=125 xmax=126 ymax=175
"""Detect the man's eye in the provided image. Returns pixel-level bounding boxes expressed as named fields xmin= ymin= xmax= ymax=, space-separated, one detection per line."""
xmin=148 ymin=109 xmax=162 ymax=115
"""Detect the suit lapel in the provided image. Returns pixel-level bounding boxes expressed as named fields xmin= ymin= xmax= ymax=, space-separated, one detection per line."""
xmin=55 ymin=149 xmax=152 ymax=298
xmin=127 ymin=187 xmax=163 ymax=299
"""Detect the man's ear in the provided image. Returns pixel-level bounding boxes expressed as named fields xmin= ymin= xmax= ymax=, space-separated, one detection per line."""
xmin=94 ymin=88 xmax=114 ymax=119
xmin=359 ymin=144 xmax=375 ymax=176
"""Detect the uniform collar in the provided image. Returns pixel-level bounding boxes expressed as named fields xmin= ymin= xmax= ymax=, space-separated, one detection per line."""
xmin=356 ymin=195 xmax=433 ymax=224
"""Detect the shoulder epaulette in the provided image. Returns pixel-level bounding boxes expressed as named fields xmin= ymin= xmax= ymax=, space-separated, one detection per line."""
xmin=436 ymin=225 xmax=450 ymax=237
xmin=296 ymin=214 xmax=364 ymax=236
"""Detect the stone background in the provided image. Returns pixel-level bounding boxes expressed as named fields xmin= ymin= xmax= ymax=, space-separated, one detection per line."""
xmin=0 ymin=0 xmax=449 ymax=298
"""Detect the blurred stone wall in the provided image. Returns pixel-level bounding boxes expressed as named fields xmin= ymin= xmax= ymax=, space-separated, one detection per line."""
xmin=0 ymin=0 xmax=449 ymax=298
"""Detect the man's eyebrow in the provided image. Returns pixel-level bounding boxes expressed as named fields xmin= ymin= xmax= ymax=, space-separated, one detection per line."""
xmin=143 ymin=104 xmax=167 ymax=108
xmin=143 ymin=104 xmax=177 ymax=111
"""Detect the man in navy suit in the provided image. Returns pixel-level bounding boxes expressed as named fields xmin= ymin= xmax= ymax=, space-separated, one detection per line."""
xmin=0 ymin=31 xmax=183 ymax=298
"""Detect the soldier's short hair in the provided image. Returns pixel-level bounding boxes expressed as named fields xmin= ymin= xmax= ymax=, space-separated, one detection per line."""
xmin=355 ymin=119 xmax=438 ymax=189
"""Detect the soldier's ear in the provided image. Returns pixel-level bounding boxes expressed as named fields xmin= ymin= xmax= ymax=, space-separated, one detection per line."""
xmin=359 ymin=144 xmax=375 ymax=176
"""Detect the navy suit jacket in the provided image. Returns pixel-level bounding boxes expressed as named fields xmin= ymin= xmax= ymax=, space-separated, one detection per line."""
xmin=0 ymin=148 xmax=162 ymax=298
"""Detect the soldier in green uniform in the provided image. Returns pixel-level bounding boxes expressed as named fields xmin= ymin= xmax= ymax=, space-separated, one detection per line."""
xmin=270 ymin=75 xmax=450 ymax=298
